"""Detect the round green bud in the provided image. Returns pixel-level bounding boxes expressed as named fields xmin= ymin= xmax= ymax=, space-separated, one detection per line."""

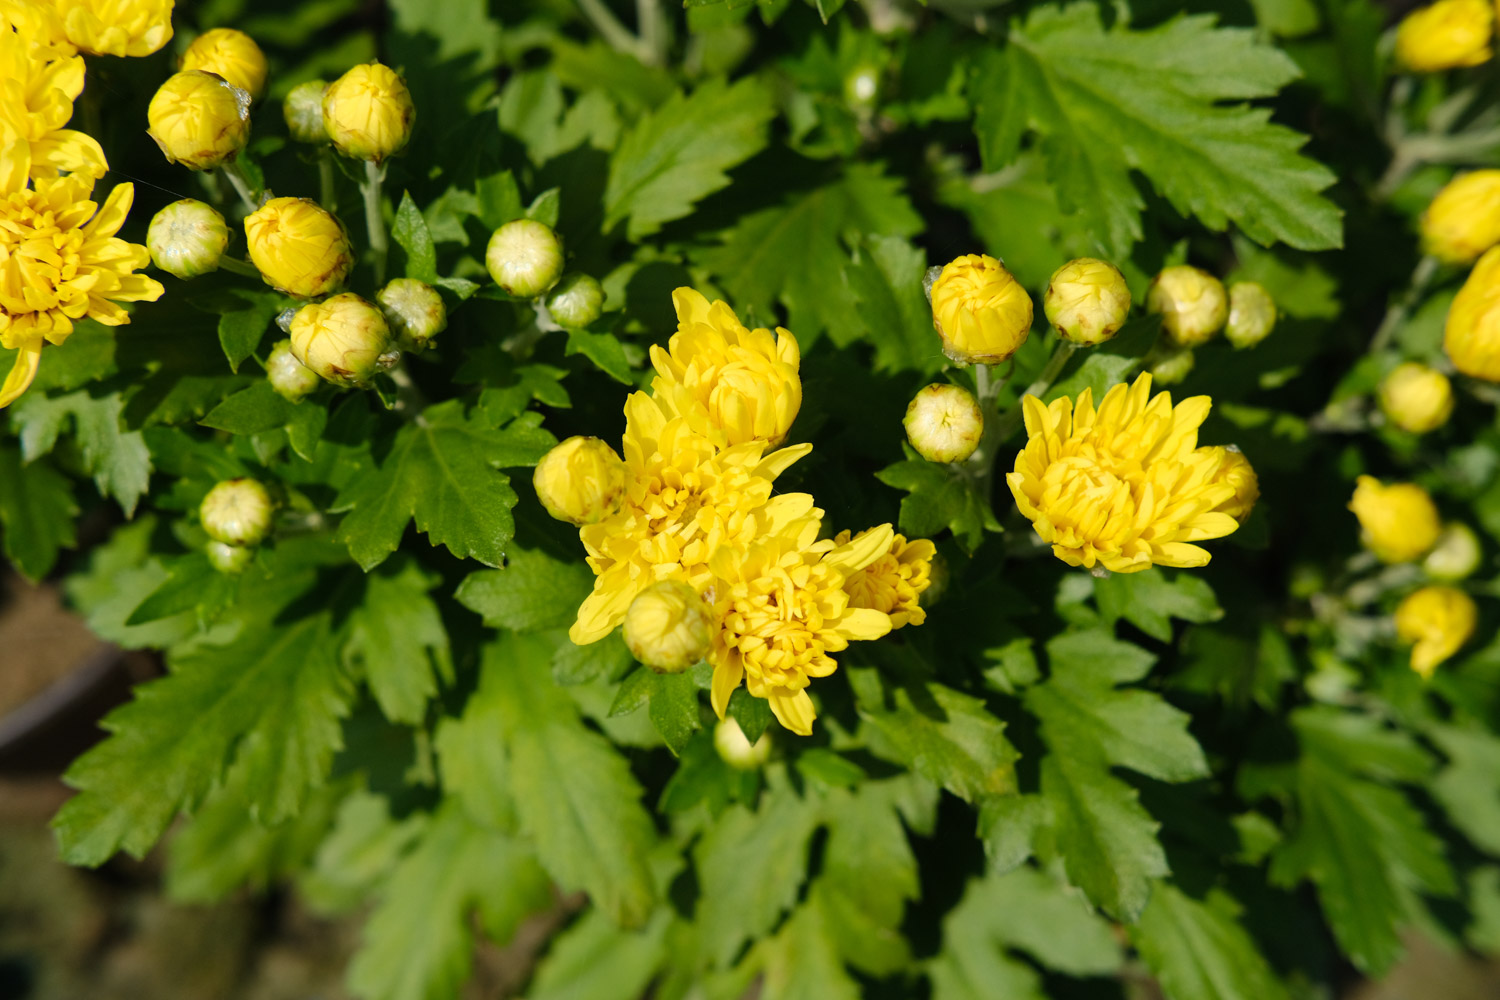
xmin=289 ymin=293 xmax=400 ymax=387
xmin=266 ymin=338 xmax=321 ymax=402
xmin=284 ymin=79 xmax=329 ymax=144
xmin=485 ymin=219 xmax=564 ymax=299
xmin=1044 ymin=257 xmax=1131 ymax=346
xmin=1149 ymin=346 xmax=1196 ymax=386
xmin=200 ymin=478 xmax=274 ymax=547
xmin=714 ymin=717 xmax=772 ymax=771
xmin=544 ymin=272 xmax=605 ymax=330
xmin=1425 ymin=522 xmax=1483 ymax=581
xmin=904 ymin=383 xmax=983 ymax=463
xmin=377 ymin=278 xmax=448 ymax=352
xmin=1147 ymin=265 xmax=1227 ymax=347
xmin=623 ymin=580 xmax=712 ymax=674
xmin=147 ymin=199 xmax=228 ymax=279
xmin=206 ymin=540 xmax=254 ymax=575
xmin=1225 ymin=282 xmax=1277 ymax=349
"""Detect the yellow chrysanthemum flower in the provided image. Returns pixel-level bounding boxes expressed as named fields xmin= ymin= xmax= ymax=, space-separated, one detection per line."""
xmin=55 ymin=0 xmax=173 ymax=58
xmin=1006 ymin=373 xmax=1243 ymax=573
xmin=1395 ymin=585 xmax=1477 ymax=679
xmin=1205 ymin=446 xmax=1259 ymax=524
xmin=930 ymin=253 xmax=1033 ymax=365
xmin=649 ymin=288 xmax=802 ymax=449
xmin=180 ymin=27 xmax=267 ymax=100
xmin=836 ymin=529 xmax=936 ymax=629
xmin=1379 ymin=361 xmax=1454 ymax=434
xmin=533 ymin=435 xmax=627 ymax=526
xmin=0 ymin=22 xmax=105 ymax=178
xmin=0 ymin=0 xmax=71 ymax=52
xmin=569 ymin=392 xmax=814 ymax=645
xmin=0 ymin=141 xmax=163 ymax=408
xmin=1445 ymin=245 xmax=1500 ymax=381
xmin=707 ymin=516 xmax=894 ymax=736
xmin=1395 ymin=0 xmax=1493 ymax=73
xmin=322 ymin=62 xmax=415 ymax=163
xmin=1421 ymin=170 xmax=1500 ymax=264
xmin=1348 ymin=476 xmax=1442 ymax=564
xmin=243 ymin=197 xmax=353 ymax=299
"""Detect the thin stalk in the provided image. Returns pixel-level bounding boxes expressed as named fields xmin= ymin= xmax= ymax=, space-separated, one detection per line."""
xmin=989 ymin=339 xmax=1079 ymax=445
xmin=362 ymin=160 xmax=388 ymax=287
xmin=1369 ymin=255 xmax=1438 ymax=354
xmin=636 ymin=0 xmax=666 ymax=65
xmin=319 ymin=151 xmax=337 ymax=212
xmin=220 ymin=161 xmax=258 ymax=213
xmin=577 ymin=0 xmax=647 ymax=59
xmin=960 ymin=362 xmax=1007 ymax=508
xmin=217 ymin=256 xmax=260 ymax=279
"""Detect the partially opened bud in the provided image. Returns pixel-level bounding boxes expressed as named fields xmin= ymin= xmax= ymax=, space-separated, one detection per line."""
xmin=289 ymin=293 xmax=399 ymax=387
xmin=903 ymin=384 xmax=983 ymax=463
xmin=1421 ymin=170 xmax=1500 ymax=264
xmin=377 ymin=278 xmax=447 ymax=352
xmin=1425 ymin=522 xmax=1483 ymax=581
xmin=533 ymin=436 xmax=626 ymax=525
xmin=206 ymin=540 xmax=254 ymax=575
xmin=284 ymin=80 xmax=329 ymax=144
xmin=59 ymin=0 xmax=173 ymax=57
xmin=1148 ymin=266 xmax=1227 ymax=347
xmin=1395 ymin=0 xmax=1493 ymax=73
xmin=929 ymin=253 xmax=1033 ymax=364
xmin=714 ymin=717 xmax=772 ymax=770
xmin=1379 ymin=362 xmax=1454 ymax=433
xmin=1208 ymin=446 xmax=1259 ymax=524
xmin=1044 ymin=258 xmax=1131 ymax=346
xmin=1446 ymin=246 xmax=1500 ymax=380
xmin=1349 ymin=476 xmax=1442 ymax=564
xmin=623 ymin=580 xmax=713 ymax=674
xmin=200 ymin=478 xmax=274 ymax=547
xmin=544 ymin=273 xmax=605 ymax=329
xmin=323 ymin=62 xmax=415 ymax=162
xmin=244 ymin=197 xmax=353 ymax=299
xmin=266 ymin=339 xmax=321 ymax=402
xmin=1395 ymin=585 xmax=1477 ymax=679
xmin=180 ymin=28 xmax=267 ymax=100
xmin=147 ymin=199 xmax=228 ymax=279
xmin=1225 ymin=282 xmax=1277 ymax=349
xmin=486 ymin=219 xmax=564 ymax=299
xmin=146 ymin=70 xmax=251 ymax=170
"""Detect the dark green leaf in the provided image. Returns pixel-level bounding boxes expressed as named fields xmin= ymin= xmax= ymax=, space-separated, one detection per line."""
xmin=343 ymin=557 xmax=452 ymax=725
xmin=13 ymin=388 xmax=152 ymax=515
xmin=0 ymin=447 xmax=77 ymax=581
xmin=393 ymin=191 xmax=439 ymax=283
xmin=454 ymin=546 xmax=592 ymax=632
xmin=1133 ymin=884 xmax=1292 ymax=1000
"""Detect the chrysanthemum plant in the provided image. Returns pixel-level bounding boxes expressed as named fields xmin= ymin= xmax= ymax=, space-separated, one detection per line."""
xmin=7 ymin=0 xmax=1500 ymax=996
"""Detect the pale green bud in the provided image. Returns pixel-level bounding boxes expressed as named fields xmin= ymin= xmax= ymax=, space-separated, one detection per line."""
xmin=147 ymin=199 xmax=228 ymax=279
xmin=714 ymin=717 xmax=772 ymax=770
xmin=284 ymin=79 xmax=329 ymax=144
xmin=1225 ymin=282 xmax=1278 ymax=349
xmin=266 ymin=339 xmax=321 ymax=402
xmin=544 ymin=273 xmax=605 ymax=330
xmin=1147 ymin=266 xmax=1227 ymax=347
xmin=485 ymin=219 xmax=564 ymax=299
xmin=1149 ymin=346 xmax=1196 ymax=386
xmin=904 ymin=383 xmax=983 ymax=463
xmin=200 ymin=478 xmax=274 ymax=547
xmin=206 ymin=539 xmax=254 ymax=574
xmin=1425 ymin=522 xmax=1483 ymax=581
xmin=623 ymin=580 xmax=712 ymax=674
xmin=377 ymin=278 xmax=448 ymax=351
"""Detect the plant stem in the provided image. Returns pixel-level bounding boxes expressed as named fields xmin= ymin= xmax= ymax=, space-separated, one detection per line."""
xmin=319 ymin=151 xmax=337 ymax=213
xmin=988 ymin=339 xmax=1079 ymax=446
xmin=577 ymin=0 xmax=648 ymax=60
xmin=218 ymin=256 xmax=260 ymax=279
xmin=636 ymin=0 xmax=665 ymax=65
xmin=362 ymin=160 xmax=388 ymax=287
xmin=220 ymin=161 xmax=258 ymax=213
xmin=961 ymin=362 xmax=1007 ymax=508
xmin=1369 ymin=255 xmax=1438 ymax=354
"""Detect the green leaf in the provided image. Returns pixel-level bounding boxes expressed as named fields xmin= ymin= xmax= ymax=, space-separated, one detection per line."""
xmin=201 ymin=381 xmax=327 ymax=460
xmin=842 ymin=235 xmax=943 ymax=375
xmin=874 ymin=457 xmax=1001 ymax=554
xmin=299 ymin=790 xmax=427 ymax=915
xmin=126 ymin=552 xmax=238 ymax=627
xmin=62 ymin=518 xmax=212 ymax=651
xmin=217 ymin=290 xmax=284 ymax=372
xmin=1132 ymin=884 xmax=1292 ymax=1000
xmin=604 ymin=76 xmax=777 ymax=239
xmin=525 ymin=908 xmax=671 ymax=1000
xmin=1042 ymin=318 xmax=1160 ymax=405
xmin=343 ymin=557 xmax=452 ymax=725
xmin=454 ymin=546 xmax=593 ymax=632
xmin=647 ymin=669 xmax=703 ymax=755
xmin=729 ymin=685 xmax=775 ymax=743
xmin=1429 ymin=723 xmax=1500 ymax=856
xmin=334 ymin=403 xmax=556 ymax=570
xmin=12 ymin=388 xmax=152 ymax=516
xmin=564 ymin=327 xmax=635 ymax=384
xmin=973 ymin=6 xmax=1340 ymax=256
xmin=0 ymin=447 xmax=77 ymax=581
xmin=1094 ymin=567 xmax=1223 ymax=642
xmin=978 ymin=794 xmax=1050 ymax=874
xmin=553 ymin=631 xmax=634 ymax=685
xmin=757 ymin=893 xmax=861 ymax=1000
xmin=393 ymin=191 xmax=439 ymax=283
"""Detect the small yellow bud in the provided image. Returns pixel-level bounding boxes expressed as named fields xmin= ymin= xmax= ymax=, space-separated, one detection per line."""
xmin=1445 ymin=245 xmax=1500 ymax=381
xmin=146 ymin=70 xmax=251 ymax=171
xmin=266 ymin=339 xmax=321 ymax=402
xmin=147 ymin=199 xmax=227 ymax=279
xmin=57 ymin=0 xmax=173 ymax=57
xmin=377 ymin=278 xmax=447 ymax=352
xmin=1379 ymin=362 xmax=1454 ymax=434
xmin=714 ymin=717 xmax=772 ymax=770
xmin=929 ymin=253 xmax=1033 ymax=364
xmin=1395 ymin=0 xmax=1493 ymax=73
xmin=1044 ymin=257 xmax=1131 ymax=346
xmin=623 ymin=580 xmax=713 ymax=674
xmin=533 ymin=436 xmax=627 ymax=526
xmin=1421 ymin=170 xmax=1500 ymax=264
xmin=244 ymin=197 xmax=354 ymax=299
xmin=289 ymin=293 xmax=400 ymax=387
xmin=200 ymin=478 xmax=274 ymax=547
xmin=1147 ymin=265 xmax=1227 ymax=347
xmin=1395 ymin=585 xmax=1477 ymax=679
xmin=903 ymin=383 xmax=983 ymax=463
xmin=1425 ymin=522 xmax=1483 ymax=581
xmin=180 ymin=28 xmax=267 ymax=100
xmin=1225 ymin=282 xmax=1277 ymax=349
xmin=206 ymin=539 xmax=254 ymax=575
xmin=1209 ymin=446 xmax=1259 ymax=524
xmin=486 ymin=219 xmax=565 ymax=299
xmin=1349 ymin=476 xmax=1442 ymax=564
xmin=322 ymin=62 xmax=415 ymax=163
xmin=284 ymin=79 xmax=329 ymax=144
xmin=544 ymin=273 xmax=606 ymax=329
xmin=1148 ymin=345 xmax=1196 ymax=386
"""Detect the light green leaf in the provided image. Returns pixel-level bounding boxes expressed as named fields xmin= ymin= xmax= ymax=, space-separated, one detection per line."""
xmin=455 ymin=546 xmax=593 ymax=632
xmin=300 ymin=790 xmax=428 ymax=915
xmin=12 ymin=388 xmax=152 ymax=516
xmin=524 ymin=908 xmax=671 ymax=1000
xmin=393 ymin=190 xmax=439 ymax=282
xmin=1093 ymin=567 xmax=1223 ymax=642
xmin=217 ymin=290 xmax=284 ymax=372
xmin=1133 ymin=883 xmax=1292 ymax=1000
xmin=757 ymin=893 xmax=861 ymax=1000
xmin=0 ymin=447 xmax=77 ymax=581
xmin=1429 ymin=724 xmax=1500 ymax=856
xmin=343 ymin=556 xmax=452 ymax=725
xmin=565 ymin=328 xmax=635 ymax=384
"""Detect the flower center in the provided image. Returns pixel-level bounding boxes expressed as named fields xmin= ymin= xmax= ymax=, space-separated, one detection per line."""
xmin=0 ymin=190 xmax=87 ymax=321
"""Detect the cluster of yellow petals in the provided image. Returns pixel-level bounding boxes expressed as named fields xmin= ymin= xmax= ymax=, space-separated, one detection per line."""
xmin=1395 ymin=585 xmax=1477 ymax=678
xmin=0 ymin=16 xmax=105 ymax=180
xmin=1006 ymin=373 xmax=1247 ymax=573
xmin=54 ymin=0 xmax=174 ymax=58
xmin=837 ymin=529 xmax=937 ymax=628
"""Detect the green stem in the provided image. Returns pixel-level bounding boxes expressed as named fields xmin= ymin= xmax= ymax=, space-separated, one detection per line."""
xmin=218 ymin=256 xmax=260 ymax=279
xmin=220 ymin=161 xmax=258 ymax=213
xmin=988 ymin=339 xmax=1079 ymax=446
xmin=636 ymin=0 xmax=666 ymax=65
xmin=319 ymin=151 xmax=337 ymax=213
xmin=362 ymin=160 xmax=388 ymax=287
xmin=961 ymin=362 xmax=1007 ymax=508
xmin=1369 ymin=255 xmax=1438 ymax=354
xmin=577 ymin=0 xmax=648 ymax=60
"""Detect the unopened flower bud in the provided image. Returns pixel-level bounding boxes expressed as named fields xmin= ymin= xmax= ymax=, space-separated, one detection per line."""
xmin=146 ymin=70 xmax=252 ymax=171
xmin=903 ymin=384 xmax=983 ymax=463
xmin=1209 ymin=446 xmax=1259 ymax=524
xmin=1446 ymin=246 xmax=1500 ymax=381
xmin=377 ymin=278 xmax=447 ymax=352
xmin=1421 ymin=170 xmax=1500 ymax=264
xmin=623 ymin=580 xmax=713 ymax=674
xmin=1395 ymin=585 xmax=1477 ymax=679
xmin=1148 ymin=266 xmax=1227 ymax=347
xmin=1044 ymin=258 xmax=1131 ymax=346
xmin=533 ymin=436 xmax=626 ymax=526
xmin=1379 ymin=362 xmax=1454 ymax=434
xmin=180 ymin=28 xmax=267 ymax=100
xmin=323 ymin=62 xmax=415 ymax=163
xmin=200 ymin=478 xmax=274 ymax=547
xmin=266 ymin=339 xmax=321 ymax=402
xmin=1396 ymin=0 xmax=1493 ymax=73
xmin=244 ymin=197 xmax=353 ymax=299
xmin=486 ymin=219 xmax=565 ymax=299
xmin=206 ymin=539 xmax=254 ymax=575
xmin=1225 ymin=282 xmax=1277 ymax=349
xmin=1425 ymin=522 xmax=1483 ymax=581
xmin=930 ymin=253 xmax=1033 ymax=365
xmin=147 ymin=199 xmax=228 ymax=279
xmin=1349 ymin=476 xmax=1442 ymax=564
xmin=544 ymin=273 xmax=605 ymax=329
xmin=714 ymin=717 xmax=772 ymax=770
xmin=1148 ymin=346 xmax=1196 ymax=386
xmin=289 ymin=294 xmax=399 ymax=387
xmin=284 ymin=79 xmax=329 ymax=144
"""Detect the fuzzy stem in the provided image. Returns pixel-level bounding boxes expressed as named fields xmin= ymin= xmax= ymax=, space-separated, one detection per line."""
xmin=1369 ymin=255 xmax=1438 ymax=354
xmin=220 ymin=161 xmax=258 ymax=213
xmin=362 ymin=160 xmax=388 ymax=287
xmin=577 ymin=0 xmax=648 ymax=59
xmin=217 ymin=256 xmax=260 ymax=279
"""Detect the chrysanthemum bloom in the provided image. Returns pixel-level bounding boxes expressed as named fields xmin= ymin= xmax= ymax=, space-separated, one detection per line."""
xmin=0 ymin=25 xmax=106 ymax=178
xmin=1446 ymin=246 xmax=1500 ymax=380
xmin=533 ymin=436 xmax=627 ymax=526
xmin=1379 ymin=362 xmax=1454 ymax=434
xmin=1006 ymin=373 xmax=1243 ymax=573
xmin=57 ymin=0 xmax=173 ymax=57
xmin=243 ymin=197 xmax=353 ymax=299
xmin=1395 ymin=0 xmax=1492 ymax=73
xmin=0 ymin=142 xmax=163 ymax=408
xmin=1425 ymin=522 xmax=1482 ymax=581
xmin=1202 ymin=446 xmax=1259 ymax=524
xmin=1395 ymin=585 xmax=1477 ymax=678
xmin=180 ymin=28 xmax=267 ymax=100
xmin=1348 ymin=476 xmax=1442 ymax=564
xmin=707 ymin=516 xmax=894 ymax=735
xmin=0 ymin=0 xmax=71 ymax=53
xmin=288 ymin=293 xmax=399 ymax=387
xmin=623 ymin=580 xmax=713 ymax=674
xmin=836 ymin=529 xmax=936 ymax=628
xmin=1148 ymin=266 xmax=1227 ymax=347
xmin=930 ymin=253 xmax=1033 ymax=365
xmin=569 ymin=393 xmax=814 ymax=645
xmin=1421 ymin=170 xmax=1500 ymax=263
xmin=1044 ymin=257 xmax=1131 ymax=346
xmin=904 ymin=383 xmax=983 ymax=463
xmin=146 ymin=70 xmax=251 ymax=171
xmin=322 ymin=62 xmax=414 ymax=163
xmin=650 ymin=288 xmax=802 ymax=449
xmin=1225 ymin=282 xmax=1277 ymax=349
